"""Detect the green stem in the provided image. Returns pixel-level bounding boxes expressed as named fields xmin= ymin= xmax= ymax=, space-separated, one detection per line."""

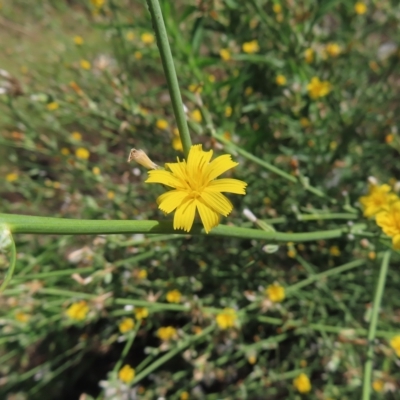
xmin=0 ymin=213 xmax=366 ymax=243
xmin=362 ymin=250 xmax=391 ymax=400
xmin=0 ymin=230 xmax=17 ymax=292
xmin=145 ymin=0 xmax=192 ymax=156
xmin=297 ymin=213 xmax=358 ymax=221
xmin=113 ymin=323 xmax=141 ymax=374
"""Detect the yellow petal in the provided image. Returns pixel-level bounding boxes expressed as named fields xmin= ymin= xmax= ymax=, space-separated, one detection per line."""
xmin=196 ymin=199 xmax=220 ymax=233
xmin=173 ymin=199 xmax=196 ymax=232
xmin=145 ymin=170 xmax=181 ymax=188
xmin=201 ymin=191 xmax=233 ymax=216
xmin=165 ymin=160 xmax=188 ymax=185
xmin=187 ymin=145 xmax=213 ymax=179
xmin=205 ymin=154 xmax=238 ymax=181
xmin=393 ymin=234 xmax=400 ymax=249
xmin=206 ymin=178 xmax=247 ymax=194
xmin=157 ymin=190 xmax=189 ymax=213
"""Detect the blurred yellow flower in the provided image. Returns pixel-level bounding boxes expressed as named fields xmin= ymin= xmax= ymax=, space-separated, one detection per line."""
xmin=219 ymin=48 xmax=231 ymax=61
xmin=80 ymin=59 xmax=91 ymax=70
xmin=6 ymin=172 xmax=18 ymax=182
xmin=244 ymin=86 xmax=253 ymax=96
xmin=369 ymin=60 xmax=379 ymax=72
xmin=71 ymin=131 xmax=82 ymax=141
xmin=138 ymin=269 xmax=147 ymax=279
xmin=141 ymin=32 xmax=155 ymax=45
xmin=287 ymin=249 xmax=296 ymax=258
xmin=92 ymin=166 xmax=101 ymax=175
xmin=156 ymin=119 xmax=169 ymax=130
xmin=119 ymin=317 xmax=135 ymax=334
xmin=304 ymin=48 xmax=314 ymax=63
xmin=385 ymin=134 xmax=394 ymax=144
xmin=166 ymin=289 xmax=182 ymax=303
xmin=47 ymin=102 xmax=59 ymax=111
xmin=208 ymin=74 xmax=216 ymax=83
xmin=307 ymin=77 xmax=332 ymax=99
xmin=126 ymin=31 xmax=135 ymax=41
xmin=372 ymin=380 xmax=384 ymax=392
xmin=118 ymin=364 xmax=135 ymax=383
xmin=66 ymin=301 xmax=89 ymax=321
xmin=265 ymin=283 xmax=285 ymax=302
xmin=390 ymin=335 xmax=400 ymax=356
xmin=225 ymin=106 xmax=232 ymax=117
xmin=247 ymin=354 xmax=257 ymax=364
xmin=189 ymin=83 xmax=202 ymax=93
xmin=134 ymin=51 xmax=143 ymax=60
xmin=74 ymin=36 xmax=84 ymax=45
xmin=216 ymin=307 xmax=237 ymax=329
xmin=15 ymin=312 xmax=30 ymax=323
xmin=61 ymin=148 xmax=70 ymax=156
xmin=326 ymin=43 xmax=341 ymax=58
xmin=145 ymin=145 xmax=247 ymax=233
xmin=90 ymin=0 xmax=105 ymax=8
xmin=190 ymin=109 xmax=202 ymax=123
xmin=359 ymin=184 xmax=398 ymax=217
xmin=276 ymin=13 xmax=284 ymax=22
xmin=275 ymin=74 xmax=286 ymax=86
xmin=293 ymin=373 xmax=312 ymax=393
xmin=368 ymin=251 xmax=376 ymax=260
xmin=300 ymin=117 xmax=310 ymax=127
xmin=172 ymin=136 xmax=183 ymax=152
xmin=75 ymin=147 xmax=90 ymax=160
xmin=249 ymin=18 xmax=259 ymax=29
xmin=355 ymin=2 xmax=367 ymax=15
xmin=134 ymin=307 xmax=149 ymax=319
xmin=242 ymin=40 xmax=260 ymax=54
xmin=107 ymin=190 xmax=115 ymax=200
xmin=180 ymin=392 xmax=189 ymax=400
xmin=157 ymin=326 xmax=177 ymax=341
xmin=329 ymin=246 xmax=341 ymax=256
xmin=376 ymin=202 xmax=400 ymax=249
xmin=272 ymin=3 xmax=282 ymax=13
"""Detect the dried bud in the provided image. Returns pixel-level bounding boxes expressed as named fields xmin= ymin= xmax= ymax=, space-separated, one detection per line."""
xmin=128 ymin=149 xmax=159 ymax=170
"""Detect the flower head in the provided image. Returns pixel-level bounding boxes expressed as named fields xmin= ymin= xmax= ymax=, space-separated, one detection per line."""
xmin=376 ymin=202 xmax=400 ymax=249
xmin=275 ymin=74 xmax=287 ymax=86
xmin=6 ymin=172 xmax=18 ymax=182
xmin=74 ymin=36 xmax=84 ymax=45
xmin=242 ymin=40 xmax=260 ymax=54
xmin=216 ymin=307 xmax=237 ymax=329
xmin=325 ymin=43 xmax=341 ymax=57
xmin=134 ymin=307 xmax=148 ymax=319
xmin=118 ymin=364 xmax=135 ymax=383
xmin=141 ymin=32 xmax=154 ymax=45
xmin=355 ymin=2 xmax=367 ymax=15
xmin=373 ymin=380 xmax=384 ymax=392
xmin=219 ymin=48 xmax=231 ymax=61
xmin=75 ymin=147 xmax=90 ymax=160
xmin=360 ymin=184 xmax=398 ymax=217
xmin=145 ymin=145 xmax=247 ymax=233
xmin=15 ymin=312 xmax=30 ymax=323
xmin=119 ymin=317 xmax=135 ymax=334
xmin=293 ymin=373 xmax=312 ymax=393
xmin=80 ymin=59 xmax=91 ymax=70
xmin=47 ymin=102 xmax=59 ymax=111
xmin=304 ymin=48 xmax=314 ymax=63
xmin=166 ymin=289 xmax=182 ymax=303
xmin=307 ymin=77 xmax=332 ymax=99
xmin=390 ymin=335 xmax=400 ymax=357
xmin=156 ymin=119 xmax=168 ymax=130
xmin=66 ymin=301 xmax=89 ymax=321
xmin=265 ymin=283 xmax=285 ymax=302
xmin=157 ymin=326 xmax=177 ymax=341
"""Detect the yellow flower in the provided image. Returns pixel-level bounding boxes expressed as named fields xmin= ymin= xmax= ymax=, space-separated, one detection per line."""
xmin=119 ymin=317 xmax=135 ymax=334
xmin=275 ymin=74 xmax=287 ymax=86
xmin=71 ymin=131 xmax=82 ymax=141
xmin=225 ymin=106 xmax=232 ymax=117
xmin=359 ymin=184 xmax=398 ymax=217
xmin=390 ymin=335 xmax=400 ymax=357
xmin=145 ymin=144 xmax=247 ymax=233
xmin=242 ymin=40 xmax=260 ymax=54
xmin=216 ymin=307 xmax=237 ymax=329
xmin=300 ymin=117 xmax=310 ymax=127
xmin=157 ymin=326 xmax=177 ymax=341
xmin=92 ymin=166 xmax=101 ymax=175
xmin=368 ymin=251 xmax=376 ymax=260
xmin=91 ymin=0 xmax=105 ymax=8
xmin=126 ymin=31 xmax=135 ymax=41
xmin=307 ymin=77 xmax=332 ymax=99
xmin=107 ymin=190 xmax=115 ymax=200
xmin=66 ymin=301 xmax=89 ymax=321
xmin=172 ymin=136 xmax=183 ymax=152
xmin=244 ymin=86 xmax=253 ymax=96
xmin=75 ymin=147 xmax=90 ymax=160
xmin=304 ymin=48 xmax=314 ymax=63
xmin=74 ymin=36 xmax=84 ymax=45
xmin=376 ymin=202 xmax=400 ymax=249
xmin=134 ymin=51 xmax=143 ymax=60
xmin=190 ymin=109 xmax=202 ymax=123
xmin=180 ymin=392 xmax=189 ymax=400
xmin=329 ymin=246 xmax=341 ymax=256
xmin=372 ymin=380 xmax=384 ymax=392
xmin=15 ymin=312 xmax=30 ymax=323
xmin=6 ymin=172 xmax=18 ymax=182
xmin=138 ymin=269 xmax=147 ymax=279
xmin=265 ymin=283 xmax=285 ymax=302
xmin=273 ymin=3 xmax=282 ymax=13
xmin=156 ymin=119 xmax=169 ymax=130
xmin=61 ymin=147 xmax=70 ymax=156
xmin=189 ymin=84 xmax=202 ymax=93
xmin=293 ymin=373 xmax=312 ymax=393
xmin=134 ymin=307 xmax=149 ymax=319
xmin=80 ymin=59 xmax=91 ymax=70
xmin=287 ymin=249 xmax=296 ymax=258
xmin=47 ymin=102 xmax=59 ymax=111
xmin=141 ymin=32 xmax=155 ymax=45
xmin=326 ymin=43 xmax=341 ymax=58
xmin=219 ymin=48 xmax=231 ymax=61
xmin=354 ymin=2 xmax=367 ymax=15
xmin=118 ymin=364 xmax=135 ymax=383
xmin=386 ymin=134 xmax=394 ymax=144
xmin=166 ymin=289 xmax=182 ymax=303
xmin=208 ymin=74 xmax=216 ymax=83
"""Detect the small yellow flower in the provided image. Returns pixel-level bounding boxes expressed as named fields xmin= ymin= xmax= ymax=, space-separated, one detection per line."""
xmin=6 ymin=172 xmax=18 ymax=182
xmin=190 ymin=109 xmax=202 ymax=123
xmin=172 ymin=136 xmax=183 ymax=152
xmin=107 ymin=190 xmax=115 ymax=200
xmin=244 ymin=86 xmax=253 ymax=96
xmin=15 ymin=312 xmax=30 ymax=323
xmin=188 ymin=84 xmax=202 ymax=94
xmin=372 ymin=380 xmax=384 ymax=392
xmin=300 ymin=359 xmax=307 ymax=368
xmin=377 ymin=202 xmax=400 ymax=249
xmin=141 ymin=32 xmax=155 ymax=45
xmin=80 ymin=59 xmax=91 ymax=70
xmin=208 ymin=74 xmax=216 ymax=83
xmin=126 ymin=31 xmax=135 ymax=41
xmin=266 ymin=283 xmax=285 ymax=302
xmin=119 ymin=317 xmax=135 ymax=334
xmin=74 ymin=36 xmax=84 ymax=45
xmin=247 ymin=354 xmax=257 ymax=364
xmin=225 ymin=106 xmax=232 ymax=117
xmin=166 ymin=289 xmax=182 ymax=303
xmin=300 ymin=117 xmax=310 ymax=127
xmin=47 ymin=102 xmax=59 ymax=111
xmin=326 ymin=43 xmax=341 ymax=58
xmin=275 ymin=74 xmax=287 ymax=86
xmin=118 ymin=364 xmax=135 ymax=383
xmin=71 ymin=131 xmax=82 ymax=141
xmin=134 ymin=51 xmax=143 ymax=60
xmin=249 ymin=18 xmax=259 ymax=29
xmin=385 ymin=134 xmax=394 ymax=144
xmin=329 ymin=141 xmax=338 ymax=150
xmin=359 ymin=184 xmax=398 ymax=217
xmin=307 ymin=77 xmax=332 ymax=99
xmin=287 ymin=249 xmax=296 ymax=258
xmin=304 ymin=48 xmax=314 ymax=64
xmin=91 ymin=0 xmax=105 ymax=7
xmin=156 ymin=119 xmax=169 ymax=130
xmin=66 ymin=301 xmax=89 ymax=321
xmin=242 ymin=40 xmax=260 ymax=54
xmin=75 ymin=147 xmax=90 ymax=160
xmin=369 ymin=60 xmax=379 ymax=72
xmin=134 ymin=307 xmax=149 ymax=319
xmin=180 ymin=392 xmax=189 ymax=400
xmin=216 ymin=307 xmax=237 ymax=330
xmin=329 ymin=246 xmax=341 ymax=256
xmin=354 ymin=2 xmax=367 ymax=15
xmin=293 ymin=373 xmax=312 ymax=394
xmin=276 ymin=13 xmax=283 ymax=23
xmin=219 ymin=48 xmax=231 ymax=61
xmin=390 ymin=335 xmax=400 ymax=357
xmin=61 ymin=148 xmax=70 ymax=156
xmin=92 ymin=166 xmax=101 ymax=175
xmin=368 ymin=251 xmax=376 ymax=260
xmin=138 ymin=269 xmax=147 ymax=279
xmin=272 ymin=3 xmax=282 ymax=13
xmin=157 ymin=326 xmax=177 ymax=341
xmin=145 ymin=144 xmax=247 ymax=233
